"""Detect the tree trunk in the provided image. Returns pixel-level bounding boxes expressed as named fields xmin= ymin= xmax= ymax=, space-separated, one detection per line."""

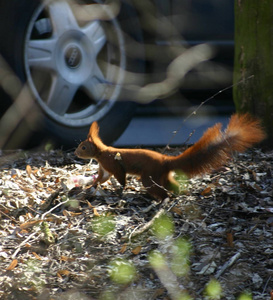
xmin=233 ymin=1 xmax=273 ymax=147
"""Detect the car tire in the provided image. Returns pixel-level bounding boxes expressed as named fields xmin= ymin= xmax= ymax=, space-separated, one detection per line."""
xmin=0 ymin=0 xmax=144 ymax=149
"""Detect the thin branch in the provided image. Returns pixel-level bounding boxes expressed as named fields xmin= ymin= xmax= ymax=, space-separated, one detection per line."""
xmin=11 ymin=231 xmax=39 ymax=259
xmin=215 ymin=251 xmax=241 ymax=279
xmin=163 ymin=75 xmax=255 ymax=151
xmin=126 ymin=198 xmax=171 ymax=240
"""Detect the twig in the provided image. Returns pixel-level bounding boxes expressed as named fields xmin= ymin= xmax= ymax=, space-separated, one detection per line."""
xmin=262 ymin=275 xmax=272 ymax=294
xmin=163 ymin=75 xmax=254 ymax=151
xmin=197 ymin=250 xmax=241 ymax=296
xmin=215 ymin=251 xmax=241 ymax=279
xmin=11 ymin=231 xmax=38 ymax=259
xmin=126 ymin=198 xmax=171 ymax=240
xmin=40 ymin=188 xmax=61 ymax=211
xmin=0 ymin=205 xmax=19 ymax=224
xmin=41 ymin=196 xmax=70 ymax=220
xmin=149 ymin=176 xmax=176 ymax=199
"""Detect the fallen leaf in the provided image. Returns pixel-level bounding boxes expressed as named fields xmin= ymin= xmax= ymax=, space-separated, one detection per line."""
xmin=32 ymin=252 xmax=42 ymax=260
xmin=93 ymin=207 xmax=100 ymax=217
xmin=201 ymin=186 xmax=212 ymax=196
xmin=20 ymin=220 xmax=42 ymax=230
xmin=227 ymin=232 xmax=234 ymax=247
xmin=26 ymin=165 xmax=32 ymax=176
xmin=63 ymin=210 xmax=69 ymax=217
xmin=120 ymin=244 xmax=127 ymax=254
xmin=6 ymin=259 xmax=18 ymax=271
xmin=61 ymin=256 xmax=76 ymax=262
xmin=57 ymin=269 xmax=71 ymax=279
xmin=87 ymin=201 xmax=93 ymax=208
xmin=37 ymin=181 xmax=44 ymax=188
xmin=132 ymin=245 xmax=142 ymax=255
xmin=170 ymin=206 xmax=183 ymax=216
xmin=69 ymin=211 xmax=82 ymax=217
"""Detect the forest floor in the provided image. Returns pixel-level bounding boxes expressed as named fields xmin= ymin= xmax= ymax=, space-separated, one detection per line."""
xmin=0 ymin=147 xmax=272 ymax=300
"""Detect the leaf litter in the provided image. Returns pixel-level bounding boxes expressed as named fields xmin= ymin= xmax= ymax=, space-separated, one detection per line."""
xmin=0 ymin=148 xmax=272 ymax=299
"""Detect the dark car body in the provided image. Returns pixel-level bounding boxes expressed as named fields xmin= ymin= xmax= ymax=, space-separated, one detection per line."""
xmin=0 ymin=0 xmax=234 ymax=148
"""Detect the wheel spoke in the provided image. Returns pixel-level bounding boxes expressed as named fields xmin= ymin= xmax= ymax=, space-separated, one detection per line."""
xmin=48 ymin=1 xmax=78 ymax=35
xmin=83 ymin=61 xmax=107 ymax=100
xmin=47 ymin=76 xmax=78 ymax=115
xmin=83 ymin=77 xmax=106 ymax=101
xmin=83 ymin=77 xmax=105 ymax=100
xmin=83 ymin=21 xmax=106 ymax=54
xmin=27 ymin=39 xmax=56 ymax=70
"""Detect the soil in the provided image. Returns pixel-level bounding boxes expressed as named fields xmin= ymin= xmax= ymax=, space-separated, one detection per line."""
xmin=0 ymin=148 xmax=272 ymax=300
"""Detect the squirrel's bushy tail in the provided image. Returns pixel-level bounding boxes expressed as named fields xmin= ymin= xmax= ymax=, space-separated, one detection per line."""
xmin=168 ymin=114 xmax=266 ymax=177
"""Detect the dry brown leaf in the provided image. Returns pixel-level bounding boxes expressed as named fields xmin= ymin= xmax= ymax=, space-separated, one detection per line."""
xmin=201 ymin=186 xmax=212 ymax=196
xmin=69 ymin=211 xmax=82 ymax=217
xmin=26 ymin=212 xmax=34 ymax=219
xmin=20 ymin=220 xmax=42 ymax=230
xmin=62 ymin=210 xmax=82 ymax=217
xmin=32 ymin=252 xmax=42 ymax=260
xmin=87 ymin=200 xmax=93 ymax=208
xmin=93 ymin=207 xmax=100 ymax=217
xmin=44 ymin=216 xmax=63 ymax=225
xmin=61 ymin=256 xmax=76 ymax=262
xmin=57 ymin=269 xmax=71 ymax=279
xmin=170 ymin=206 xmax=184 ymax=216
xmin=0 ymin=208 xmax=10 ymax=214
xmin=43 ymin=170 xmax=52 ymax=177
xmin=227 ymin=232 xmax=234 ymax=247
xmin=62 ymin=210 xmax=69 ymax=217
xmin=132 ymin=245 xmax=142 ymax=255
xmin=20 ymin=185 xmax=34 ymax=193
xmin=6 ymin=259 xmax=18 ymax=271
xmin=19 ymin=229 xmax=29 ymax=235
xmin=120 ymin=244 xmax=127 ymax=254
xmin=26 ymin=165 xmax=32 ymax=176
xmin=37 ymin=181 xmax=44 ymax=188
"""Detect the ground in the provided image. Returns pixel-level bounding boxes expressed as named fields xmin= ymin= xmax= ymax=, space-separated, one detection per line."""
xmin=0 ymin=148 xmax=272 ymax=300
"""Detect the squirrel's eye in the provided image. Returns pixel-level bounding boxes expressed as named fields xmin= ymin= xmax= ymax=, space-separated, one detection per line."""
xmin=82 ymin=146 xmax=86 ymax=150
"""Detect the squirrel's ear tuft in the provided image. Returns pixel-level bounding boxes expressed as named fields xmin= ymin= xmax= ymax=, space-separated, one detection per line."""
xmin=89 ymin=121 xmax=99 ymax=139
xmin=88 ymin=121 xmax=105 ymax=147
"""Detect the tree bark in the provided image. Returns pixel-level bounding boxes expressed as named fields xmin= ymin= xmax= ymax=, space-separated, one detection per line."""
xmin=233 ymin=1 xmax=273 ymax=147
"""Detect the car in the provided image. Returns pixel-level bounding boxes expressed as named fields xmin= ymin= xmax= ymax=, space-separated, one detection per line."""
xmin=0 ymin=0 xmax=234 ymax=149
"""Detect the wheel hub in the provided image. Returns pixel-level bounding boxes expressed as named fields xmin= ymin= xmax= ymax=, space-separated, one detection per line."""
xmin=64 ymin=45 xmax=82 ymax=69
xmin=55 ymin=30 xmax=94 ymax=84
xmin=24 ymin=0 xmax=126 ymax=127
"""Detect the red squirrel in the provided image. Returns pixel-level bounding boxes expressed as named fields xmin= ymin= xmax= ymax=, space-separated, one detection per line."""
xmin=75 ymin=114 xmax=266 ymax=200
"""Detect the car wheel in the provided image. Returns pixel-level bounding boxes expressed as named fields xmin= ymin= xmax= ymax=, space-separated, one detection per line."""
xmin=0 ymin=0 xmax=143 ymax=148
